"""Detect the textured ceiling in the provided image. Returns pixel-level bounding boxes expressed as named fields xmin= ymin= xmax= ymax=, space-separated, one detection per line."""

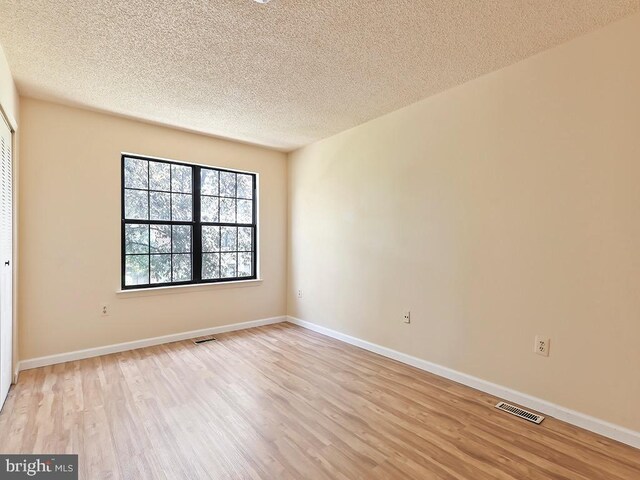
xmin=0 ymin=1 xmax=638 ymax=150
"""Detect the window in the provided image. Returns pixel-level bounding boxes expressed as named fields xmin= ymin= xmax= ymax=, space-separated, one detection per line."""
xmin=121 ymin=154 xmax=257 ymax=289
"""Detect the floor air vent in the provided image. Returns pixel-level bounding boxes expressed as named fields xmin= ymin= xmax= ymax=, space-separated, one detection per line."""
xmin=495 ymin=402 xmax=544 ymax=424
xmin=193 ymin=335 xmax=217 ymax=344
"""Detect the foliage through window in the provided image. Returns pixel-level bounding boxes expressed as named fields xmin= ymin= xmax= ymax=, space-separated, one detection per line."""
xmin=121 ymin=154 xmax=257 ymax=288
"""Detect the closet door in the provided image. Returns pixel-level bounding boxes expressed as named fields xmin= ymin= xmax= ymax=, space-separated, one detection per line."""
xmin=0 ymin=115 xmax=12 ymax=408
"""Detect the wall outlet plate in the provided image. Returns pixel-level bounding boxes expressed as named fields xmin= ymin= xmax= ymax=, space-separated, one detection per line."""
xmin=297 ymin=289 xmax=303 ymax=298
xmin=100 ymin=304 xmax=109 ymax=317
xmin=403 ymin=311 xmax=411 ymax=324
xmin=535 ymin=336 xmax=550 ymax=356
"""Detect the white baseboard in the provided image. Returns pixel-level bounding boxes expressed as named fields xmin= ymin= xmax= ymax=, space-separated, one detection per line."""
xmin=18 ymin=316 xmax=286 ymax=371
xmin=287 ymin=316 xmax=640 ymax=450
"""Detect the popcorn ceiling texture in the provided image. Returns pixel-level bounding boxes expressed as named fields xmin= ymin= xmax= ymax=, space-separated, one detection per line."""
xmin=0 ymin=1 xmax=638 ymax=150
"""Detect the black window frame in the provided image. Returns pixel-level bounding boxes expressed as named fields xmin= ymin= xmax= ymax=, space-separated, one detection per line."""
xmin=121 ymin=153 xmax=258 ymax=289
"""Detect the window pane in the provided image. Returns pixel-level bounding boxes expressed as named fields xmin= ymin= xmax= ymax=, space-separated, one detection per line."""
xmin=125 ymin=255 xmax=149 ymax=286
xmin=201 ymin=169 xmax=219 ymax=195
xmin=171 ymin=164 xmax=192 ymax=193
xmin=237 ymin=199 xmax=252 ymax=224
xmin=124 ymin=158 xmax=148 ymax=189
xmin=202 ymin=253 xmax=220 ymax=279
xmin=150 ymin=224 xmax=171 ymax=253
xmin=238 ymin=252 xmax=252 ymax=277
xmin=237 ymin=174 xmax=253 ymax=199
xmin=221 ymin=227 xmax=237 ymax=252
xmin=238 ymin=227 xmax=252 ymax=252
xmin=125 ymin=224 xmax=149 ymax=254
xmin=172 ymin=225 xmax=191 ymax=253
xmin=150 ymin=192 xmax=171 ymax=221
xmin=149 ymin=161 xmax=170 ymax=191
xmin=172 ymin=254 xmax=192 ymax=282
xmin=219 ymin=198 xmax=236 ymax=223
xmin=171 ymin=193 xmax=192 ymax=221
xmin=202 ymin=226 xmax=220 ymax=252
xmin=221 ymin=252 xmax=237 ymax=278
xmin=150 ymin=254 xmax=171 ymax=283
xmin=124 ymin=189 xmax=148 ymax=220
xmin=220 ymin=171 xmax=236 ymax=197
xmin=201 ymin=196 xmax=219 ymax=222
xmin=123 ymin=158 xmax=256 ymax=289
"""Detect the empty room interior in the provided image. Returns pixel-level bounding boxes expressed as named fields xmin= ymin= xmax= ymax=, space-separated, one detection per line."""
xmin=0 ymin=1 xmax=639 ymax=478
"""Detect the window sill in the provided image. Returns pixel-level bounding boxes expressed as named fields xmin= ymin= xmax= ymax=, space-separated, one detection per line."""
xmin=117 ymin=279 xmax=263 ymax=298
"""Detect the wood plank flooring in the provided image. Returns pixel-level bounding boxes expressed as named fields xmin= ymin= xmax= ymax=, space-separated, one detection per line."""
xmin=0 ymin=323 xmax=638 ymax=479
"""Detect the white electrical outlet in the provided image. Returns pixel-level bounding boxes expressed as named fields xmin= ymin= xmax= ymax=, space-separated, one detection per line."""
xmin=534 ymin=336 xmax=550 ymax=356
xmin=100 ymin=304 xmax=109 ymax=317
xmin=403 ymin=311 xmax=411 ymax=324
xmin=297 ymin=289 xmax=303 ymax=299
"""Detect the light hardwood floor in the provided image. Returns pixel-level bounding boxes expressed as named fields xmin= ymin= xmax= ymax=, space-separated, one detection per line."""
xmin=0 ymin=323 xmax=638 ymax=479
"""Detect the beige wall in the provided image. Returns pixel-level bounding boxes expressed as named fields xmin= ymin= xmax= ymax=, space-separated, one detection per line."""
xmin=0 ymin=44 xmax=18 ymax=127
xmin=19 ymin=98 xmax=287 ymax=360
xmin=288 ymin=12 xmax=640 ymax=432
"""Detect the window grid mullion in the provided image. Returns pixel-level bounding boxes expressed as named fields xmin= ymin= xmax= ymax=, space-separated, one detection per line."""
xmin=193 ymin=166 xmax=202 ymax=283
xmin=235 ymin=174 xmax=238 ymax=276
xmin=147 ymin=165 xmax=151 ymax=285
xmin=169 ymin=165 xmax=173 ymax=282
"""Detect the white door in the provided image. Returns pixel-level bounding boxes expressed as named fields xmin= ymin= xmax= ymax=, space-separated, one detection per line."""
xmin=0 ymin=114 xmax=12 ymax=408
